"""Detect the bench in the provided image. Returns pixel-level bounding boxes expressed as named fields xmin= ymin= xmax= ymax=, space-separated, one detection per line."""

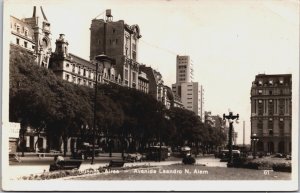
xmin=108 ymin=160 xmax=125 ymax=168
xmin=49 ymin=160 xmax=82 ymax=172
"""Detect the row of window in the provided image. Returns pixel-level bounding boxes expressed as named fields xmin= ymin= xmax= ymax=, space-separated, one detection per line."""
xmin=256 ymin=79 xmax=286 ymax=86
xmin=65 ymin=74 xmax=93 ymax=86
xmin=253 ymin=99 xmax=290 ymax=115
xmin=256 ymin=89 xmax=289 ymax=95
xmin=178 ymin=65 xmax=187 ymax=69
xmin=15 ymin=38 xmax=34 ymax=50
xmin=12 ymin=22 xmax=29 ymax=37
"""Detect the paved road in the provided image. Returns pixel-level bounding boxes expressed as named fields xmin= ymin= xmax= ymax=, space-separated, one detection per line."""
xmin=8 ymin=154 xmax=224 ymax=179
xmin=72 ymin=164 xmax=291 ymax=180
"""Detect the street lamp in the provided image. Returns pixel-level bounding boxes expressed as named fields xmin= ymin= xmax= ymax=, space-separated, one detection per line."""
xmin=251 ymin=133 xmax=259 ymax=159
xmin=223 ymin=112 xmax=239 ymax=167
xmin=91 ymin=54 xmax=111 ymax=164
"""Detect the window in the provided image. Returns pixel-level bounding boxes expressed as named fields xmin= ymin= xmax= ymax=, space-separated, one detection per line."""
xmin=32 ymin=45 xmax=35 ymax=50
xmin=132 ymin=72 xmax=136 ymax=82
xmin=65 ymin=74 xmax=70 ymax=80
xmin=113 ymin=29 xmax=115 ymax=33
xmin=83 ymin=69 xmax=86 ymax=76
xmin=279 ymin=80 xmax=284 ymax=84
xmin=133 ymin=51 xmax=136 ymax=61
xmin=132 ymin=43 xmax=136 ymax=51
xmin=16 ymin=25 xmax=20 ymax=33
xmin=258 ymin=80 xmax=263 ymax=86
xmin=24 ymin=41 xmax=27 ymax=48
xmin=269 ymin=80 xmax=273 ymax=85
xmin=116 ymin=39 xmax=118 ymax=44
xmin=269 ymin=90 xmax=273 ymax=95
xmin=258 ymin=90 xmax=262 ymax=94
xmin=66 ymin=63 xmax=69 ymax=67
xmin=24 ymin=30 xmax=28 ymax=36
xmin=16 ymin=38 xmax=20 ymax=45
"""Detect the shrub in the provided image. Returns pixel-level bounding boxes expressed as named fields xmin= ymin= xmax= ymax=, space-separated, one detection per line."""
xmin=273 ymin=163 xmax=291 ymax=172
xmin=182 ymin=156 xmax=196 ymax=165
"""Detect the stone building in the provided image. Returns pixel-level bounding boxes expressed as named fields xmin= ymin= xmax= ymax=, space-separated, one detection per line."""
xmin=138 ymin=71 xmax=149 ymax=94
xmin=90 ymin=10 xmax=141 ymax=89
xmin=10 ymin=6 xmax=52 ymax=68
xmin=139 ymin=65 xmax=183 ymax=109
xmin=250 ymin=74 xmax=292 ymax=154
xmin=49 ymin=34 xmax=122 ymax=87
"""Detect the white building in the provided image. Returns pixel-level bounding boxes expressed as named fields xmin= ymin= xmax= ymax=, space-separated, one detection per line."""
xmin=176 ymin=55 xmax=194 ymax=83
xmin=172 ymin=55 xmax=204 ymax=120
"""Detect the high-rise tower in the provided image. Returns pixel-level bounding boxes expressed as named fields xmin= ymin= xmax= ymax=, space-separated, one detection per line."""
xmin=172 ymin=55 xmax=204 ymax=119
xmin=90 ymin=9 xmax=141 ymax=88
xmin=176 ymin=55 xmax=193 ymax=83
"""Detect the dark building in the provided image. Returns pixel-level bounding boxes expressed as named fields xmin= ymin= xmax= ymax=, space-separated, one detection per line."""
xmin=250 ymin=74 xmax=292 ymax=154
xmin=90 ymin=9 xmax=141 ymax=89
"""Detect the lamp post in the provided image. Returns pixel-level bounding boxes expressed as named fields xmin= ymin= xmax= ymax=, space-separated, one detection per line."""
xmin=91 ymin=54 xmax=110 ymax=164
xmin=223 ymin=112 xmax=239 ymax=167
xmin=251 ymin=133 xmax=259 ymax=159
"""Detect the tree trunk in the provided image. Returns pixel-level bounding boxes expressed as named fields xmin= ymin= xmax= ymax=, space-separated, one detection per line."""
xmin=20 ymin=121 xmax=27 ymax=157
xmin=63 ymin=136 xmax=67 ymax=157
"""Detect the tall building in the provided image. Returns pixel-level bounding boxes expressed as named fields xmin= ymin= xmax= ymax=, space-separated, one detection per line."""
xmin=90 ymin=10 xmax=141 ymax=89
xmin=172 ymin=55 xmax=204 ymax=119
xmin=176 ymin=55 xmax=193 ymax=83
xmin=250 ymin=74 xmax=292 ymax=154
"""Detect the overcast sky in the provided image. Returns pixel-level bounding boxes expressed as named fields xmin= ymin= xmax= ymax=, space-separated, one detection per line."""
xmin=5 ymin=0 xmax=299 ymax=144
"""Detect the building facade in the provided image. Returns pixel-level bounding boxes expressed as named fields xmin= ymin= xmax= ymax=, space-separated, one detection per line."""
xmin=172 ymin=82 xmax=204 ymax=119
xmin=90 ymin=10 xmax=141 ymax=89
xmin=138 ymin=71 xmax=149 ymax=94
xmin=172 ymin=55 xmax=204 ymax=119
xmin=49 ymin=34 xmax=122 ymax=87
xmin=250 ymin=74 xmax=292 ymax=154
xmin=176 ymin=55 xmax=194 ymax=83
xmin=10 ymin=6 xmax=52 ymax=68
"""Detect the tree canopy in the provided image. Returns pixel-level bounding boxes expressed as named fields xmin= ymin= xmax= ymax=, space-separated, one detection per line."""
xmin=9 ymin=45 xmax=226 ymax=153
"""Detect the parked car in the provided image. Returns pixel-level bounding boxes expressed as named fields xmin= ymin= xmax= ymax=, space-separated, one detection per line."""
xmin=273 ymin=153 xmax=285 ymax=158
xmin=72 ymin=143 xmax=103 ymax=160
xmin=125 ymin=153 xmax=145 ymax=162
xmin=219 ymin=150 xmax=241 ymax=162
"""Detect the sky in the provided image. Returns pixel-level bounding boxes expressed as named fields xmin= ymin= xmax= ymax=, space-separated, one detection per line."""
xmin=4 ymin=0 xmax=299 ymax=144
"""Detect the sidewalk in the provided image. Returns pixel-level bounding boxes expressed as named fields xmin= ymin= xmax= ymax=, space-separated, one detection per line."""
xmin=8 ymin=153 xmax=225 ymax=179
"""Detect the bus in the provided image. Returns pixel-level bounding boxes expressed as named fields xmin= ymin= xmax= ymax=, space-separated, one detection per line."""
xmin=145 ymin=146 xmax=168 ymax=161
